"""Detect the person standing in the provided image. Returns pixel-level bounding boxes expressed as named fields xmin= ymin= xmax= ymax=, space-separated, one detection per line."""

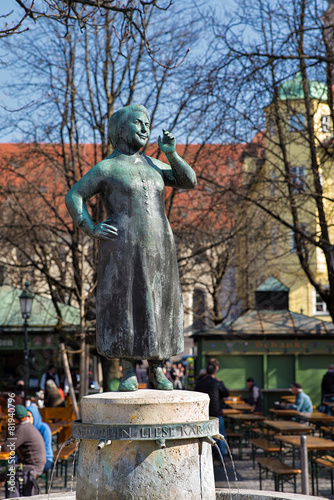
xmin=322 ymin=365 xmax=334 ymax=402
xmin=244 ymin=377 xmax=263 ymax=413
xmin=195 ymin=362 xmax=229 ymax=458
xmin=40 ymin=365 xmax=60 ymax=391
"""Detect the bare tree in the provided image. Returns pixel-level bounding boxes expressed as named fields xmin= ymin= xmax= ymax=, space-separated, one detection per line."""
xmin=2 ymin=0 xmax=174 ymax=60
xmin=202 ymin=0 xmax=334 ymax=321
xmin=0 ymin=2 xmax=209 ymax=393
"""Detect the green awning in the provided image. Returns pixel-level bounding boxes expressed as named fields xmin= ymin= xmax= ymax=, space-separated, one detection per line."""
xmin=0 ymin=285 xmax=80 ymax=331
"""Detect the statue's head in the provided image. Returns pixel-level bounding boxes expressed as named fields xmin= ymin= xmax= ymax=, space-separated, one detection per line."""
xmin=108 ymin=105 xmax=150 ymax=150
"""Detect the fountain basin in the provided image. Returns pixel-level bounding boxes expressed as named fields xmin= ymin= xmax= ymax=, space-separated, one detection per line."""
xmin=8 ymin=489 xmax=328 ymax=499
xmin=216 ymin=490 xmax=328 ymax=499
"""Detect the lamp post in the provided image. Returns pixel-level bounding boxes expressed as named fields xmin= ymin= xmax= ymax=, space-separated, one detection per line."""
xmin=19 ymin=282 xmax=34 ymax=405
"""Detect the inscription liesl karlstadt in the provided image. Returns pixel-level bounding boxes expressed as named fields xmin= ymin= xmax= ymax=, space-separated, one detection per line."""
xmin=71 ymin=419 xmax=219 ymax=441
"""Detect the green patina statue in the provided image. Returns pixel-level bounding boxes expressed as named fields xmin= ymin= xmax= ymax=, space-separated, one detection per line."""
xmin=65 ymin=105 xmax=197 ymax=391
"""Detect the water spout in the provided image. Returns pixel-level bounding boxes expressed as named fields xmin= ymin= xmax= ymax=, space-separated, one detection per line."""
xmin=97 ymin=439 xmax=112 ymax=450
xmin=63 ymin=436 xmax=80 ymax=447
xmin=156 ymin=438 xmax=166 ymax=449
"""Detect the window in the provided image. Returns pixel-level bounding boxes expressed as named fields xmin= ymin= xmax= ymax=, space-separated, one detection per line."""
xmin=290 ymin=166 xmax=306 ymax=193
xmin=321 ymin=115 xmax=331 ymax=133
xmin=314 ymin=289 xmax=328 ymax=314
xmin=289 ymin=113 xmax=305 ymax=131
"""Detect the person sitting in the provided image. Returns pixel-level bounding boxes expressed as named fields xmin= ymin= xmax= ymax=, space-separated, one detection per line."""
xmin=244 ymin=377 xmax=263 ymax=413
xmin=26 ymin=405 xmax=53 ymax=472
xmin=1 ymin=405 xmax=46 ymax=477
xmin=287 ymin=382 xmax=313 ymax=413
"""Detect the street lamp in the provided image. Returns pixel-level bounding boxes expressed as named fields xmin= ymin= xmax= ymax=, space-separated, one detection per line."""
xmin=19 ymin=281 xmax=34 ymax=405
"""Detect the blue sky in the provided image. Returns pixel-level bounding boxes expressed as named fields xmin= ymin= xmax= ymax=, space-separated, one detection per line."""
xmin=0 ymin=0 xmax=233 ymax=142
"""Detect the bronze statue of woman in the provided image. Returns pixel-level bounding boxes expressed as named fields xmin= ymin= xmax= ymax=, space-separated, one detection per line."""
xmin=65 ymin=104 xmax=197 ymax=391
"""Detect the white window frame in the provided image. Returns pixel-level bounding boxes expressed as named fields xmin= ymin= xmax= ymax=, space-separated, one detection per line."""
xmin=314 ymin=287 xmax=329 ymax=315
xmin=321 ymin=115 xmax=331 ymax=133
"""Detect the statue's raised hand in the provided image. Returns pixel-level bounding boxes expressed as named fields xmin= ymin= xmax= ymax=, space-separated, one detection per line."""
xmin=93 ymin=221 xmax=118 ymax=240
xmin=158 ymin=129 xmax=176 ymax=154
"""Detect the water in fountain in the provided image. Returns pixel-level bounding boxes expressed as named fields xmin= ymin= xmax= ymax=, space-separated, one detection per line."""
xmin=214 ymin=443 xmax=232 ymax=500
xmin=48 ymin=442 xmax=67 ymax=498
xmin=70 ymin=441 xmax=79 ymax=493
xmin=222 ymin=437 xmax=239 ymax=484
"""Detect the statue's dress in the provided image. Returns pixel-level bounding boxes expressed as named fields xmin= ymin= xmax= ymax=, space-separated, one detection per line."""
xmin=68 ymin=150 xmax=191 ymax=360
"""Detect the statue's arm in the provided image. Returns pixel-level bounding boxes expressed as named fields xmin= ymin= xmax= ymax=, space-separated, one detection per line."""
xmin=157 ymin=130 xmax=197 ymax=189
xmin=65 ymin=165 xmax=118 ymax=241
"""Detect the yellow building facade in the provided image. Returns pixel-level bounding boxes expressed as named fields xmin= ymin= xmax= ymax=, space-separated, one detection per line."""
xmin=238 ymin=73 xmax=334 ymax=323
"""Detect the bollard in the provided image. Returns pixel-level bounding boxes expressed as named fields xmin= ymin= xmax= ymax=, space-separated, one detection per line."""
xmin=300 ymin=434 xmax=309 ymax=495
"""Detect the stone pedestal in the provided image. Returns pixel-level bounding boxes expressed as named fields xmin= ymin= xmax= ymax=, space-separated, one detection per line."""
xmin=74 ymin=390 xmax=216 ymax=500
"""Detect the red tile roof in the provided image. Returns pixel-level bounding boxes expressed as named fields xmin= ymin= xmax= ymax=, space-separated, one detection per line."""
xmin=0 ymin=142 xmax=248 ymax=232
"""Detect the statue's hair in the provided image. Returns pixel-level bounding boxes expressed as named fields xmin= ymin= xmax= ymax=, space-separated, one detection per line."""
xmin=108 ymin=104 xmax=150 ymax=148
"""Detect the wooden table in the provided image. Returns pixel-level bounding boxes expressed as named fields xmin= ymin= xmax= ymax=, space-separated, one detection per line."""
xmin=227 ymin=403 xmax=253 ymax=412
xmin=305 ymin=413 xmax=334 ymax=424
xmin=49 ymin=423 xmax=64 ymax=436
xmin=281 ymin=395 xmax=296 ymax=403
xmin=225 ymin=397 xmax=243 ymax=404
xmin=222 ymin=409 xmax=241 ymax=416
xmin=57 ymin=421 xmax=73 ymax=443
xmin=269 ymin=409 xmax=302 ymax=419
xmin=228 ymin=414 xmax=266 ymax=423
xmin=264 ymin=420 xmax=312 ymax=435
xmin=227 ymin=414 xmax=266 ymax=459
xmin=275 ymin=435 xmax=334 ymax=452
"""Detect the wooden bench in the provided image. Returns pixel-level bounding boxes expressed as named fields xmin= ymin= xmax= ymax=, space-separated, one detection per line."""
xmin=312 ymin=455 xmax=334 ymax=495
xmin=321 ymin=425 xmax=334 ymax=439
xmin=225 ymin=430 xmax=242 ymax=459
xmin=251 ymin=427 xmax=275 ymax=438
xmin=256 ymin=457 xmax=301 ymax=492
xmin=250 ymin=438 xmax=283 ymax=468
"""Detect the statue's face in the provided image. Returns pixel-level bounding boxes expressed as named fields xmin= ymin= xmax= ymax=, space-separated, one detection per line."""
xmin=122 ymin=110 xmax=150 ymax=150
